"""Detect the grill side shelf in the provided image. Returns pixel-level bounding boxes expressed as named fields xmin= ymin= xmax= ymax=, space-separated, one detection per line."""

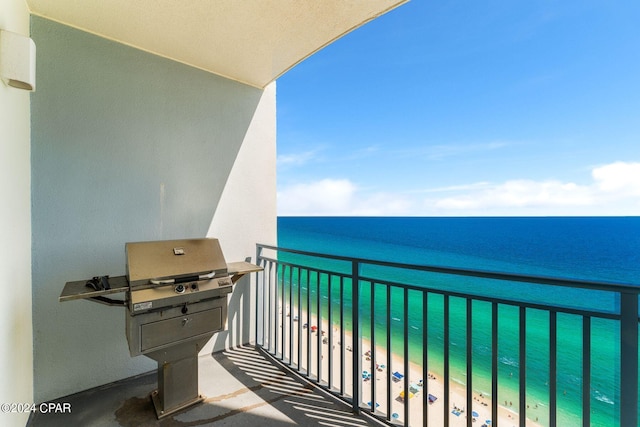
xmin=59 ymin=261 xmax=263 ymax=304
xmin=59 ymin=275 xmax=128 ymax=303
xmin=227 ymin=261 xmax=263 ymax=284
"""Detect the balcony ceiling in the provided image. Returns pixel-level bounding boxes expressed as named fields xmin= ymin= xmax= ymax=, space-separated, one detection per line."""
xmin=26 ymin=0 xmax=406 ymax=89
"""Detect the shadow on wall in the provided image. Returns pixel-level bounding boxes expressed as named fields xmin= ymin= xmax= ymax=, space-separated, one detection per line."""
xmin=214 ymin=257 xmax=256 ymax=350
xmin=29 ymin=15 xmax=265 ymax=403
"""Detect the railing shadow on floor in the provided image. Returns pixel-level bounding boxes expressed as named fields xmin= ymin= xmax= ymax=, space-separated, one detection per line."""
xmin=212 ymin=345 xmax=381 ymax=427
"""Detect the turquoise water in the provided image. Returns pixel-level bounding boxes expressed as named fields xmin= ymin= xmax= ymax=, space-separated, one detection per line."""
xmin=277 ymin=217 xmax=640 ymax=427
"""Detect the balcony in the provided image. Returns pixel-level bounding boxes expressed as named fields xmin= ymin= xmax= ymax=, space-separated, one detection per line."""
xmin=27 ymin=242 xmax=639 ymax=426
xmin=255 ymin=243 xmax=640 ymax=427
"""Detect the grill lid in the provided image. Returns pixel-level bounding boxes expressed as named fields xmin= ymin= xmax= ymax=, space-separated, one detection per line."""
xmin=126 ymin=238 xmax=227 ymax=288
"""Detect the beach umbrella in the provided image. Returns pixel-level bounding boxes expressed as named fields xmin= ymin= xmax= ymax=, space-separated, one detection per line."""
xmin=472 ymin=411 xmax=479 ymax=417
xmin=428 ymin=394 xmax=437 ymax=403
xmin=486 ymin=420 xmax=491 ymax=425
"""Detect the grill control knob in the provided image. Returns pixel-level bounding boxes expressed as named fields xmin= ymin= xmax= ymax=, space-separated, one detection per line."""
xmin=175 ymin=284 xmax=185 ymax=294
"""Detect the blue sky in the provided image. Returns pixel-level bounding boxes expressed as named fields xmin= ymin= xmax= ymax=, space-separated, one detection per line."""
xmin=276 ymin=1 xmax=640 ymax=216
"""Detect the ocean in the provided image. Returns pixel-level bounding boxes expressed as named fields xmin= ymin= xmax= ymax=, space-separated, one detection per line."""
xmin=277 ymin=216 xmax=640 ymax=427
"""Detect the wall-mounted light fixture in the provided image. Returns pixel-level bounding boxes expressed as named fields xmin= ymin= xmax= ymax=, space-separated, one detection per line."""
xmin=0 ymin=30 xmax=36 ymax=91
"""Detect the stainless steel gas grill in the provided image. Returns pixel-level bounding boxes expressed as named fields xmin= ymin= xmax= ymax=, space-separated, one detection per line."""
xmin=59 ymin=238 xmax=262 ymax=419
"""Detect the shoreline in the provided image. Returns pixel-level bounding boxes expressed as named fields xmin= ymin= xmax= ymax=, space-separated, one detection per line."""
xmin=357 ymin=336 xmax=542 ymax=427
xmin=283 ymin=310 xmax=544 ymax=427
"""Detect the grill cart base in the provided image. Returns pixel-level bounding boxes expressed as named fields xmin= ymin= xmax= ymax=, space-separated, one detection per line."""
xmin=148 ymin=340 xmax=208 ymax=419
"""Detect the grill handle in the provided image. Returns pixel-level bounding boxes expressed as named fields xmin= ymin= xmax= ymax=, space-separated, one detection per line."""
xmin=149 ymin=271 xmax=216 ymax=285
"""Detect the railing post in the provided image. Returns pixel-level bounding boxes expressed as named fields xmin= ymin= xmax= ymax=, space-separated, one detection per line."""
xmin=352 ymin=261 xmax=361 ymax=415
xmin=255 ymin=245 xmax=261 ymax=346
xmin=519 ymin=306 xmax=527 ymax=426
xmin=620 ymin=292 xmax=638 ymax=427
xmin=403 ymin=288 xmax=410 ymax=426
xmin=549 ymin=311 xmax=557 ymax=427
xmin=582 ymin=316 xmax=591 ymax=427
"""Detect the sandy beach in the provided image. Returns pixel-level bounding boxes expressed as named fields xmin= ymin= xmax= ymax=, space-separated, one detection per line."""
xmin=276 ymin=309 xmax=544 ymax=427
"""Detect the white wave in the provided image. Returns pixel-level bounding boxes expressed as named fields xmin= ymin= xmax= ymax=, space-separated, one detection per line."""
xmin=475 ymin=344 xmax=491 ymax=355
xmin=499 ymin=356 xmax=519 ymax=368
xmin=593 ymin=390 xmax=614 ymax=405
xmin=452 ymin=377 xmax=466 ymax=386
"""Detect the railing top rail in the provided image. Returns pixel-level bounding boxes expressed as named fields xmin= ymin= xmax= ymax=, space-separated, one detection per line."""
xmin=257 ymin=243 xmax=640 ymax=294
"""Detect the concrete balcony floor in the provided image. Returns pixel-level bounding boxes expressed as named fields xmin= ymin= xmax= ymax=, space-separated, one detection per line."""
xmin=28 ymin=345 xmax=376 ymax=427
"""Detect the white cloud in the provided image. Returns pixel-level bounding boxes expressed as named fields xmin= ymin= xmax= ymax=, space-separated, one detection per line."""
xmin=433 ymin=180 xmax=594 ymax=210
xmin=278 ymin=179 xmax=355 ymax=215
xmin=277 ymin=150 xmax=320 ymax=168
xmin=424 ymin=161 xmax=640 ymax=216
xmin=396 ymin=141 xmax=512 ymax=161
xmin=277 ymin=178 xmax=413 ymax=216
xmin=592 ymin=161 xmax=640 ymax=196
xmin=277 ymin=162 xmax=640 ymax=216
xmin=414 ymin=182 xmax=493 ymax=194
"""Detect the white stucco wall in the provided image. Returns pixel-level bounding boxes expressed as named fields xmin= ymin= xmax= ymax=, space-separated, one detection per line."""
xmin=0 ymin=1 xmax=34 ymax=426
xmin=207 ymin=82 xmax=277 ymax=352
xmin=30 ymin=17 xmax=276 ymax=404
